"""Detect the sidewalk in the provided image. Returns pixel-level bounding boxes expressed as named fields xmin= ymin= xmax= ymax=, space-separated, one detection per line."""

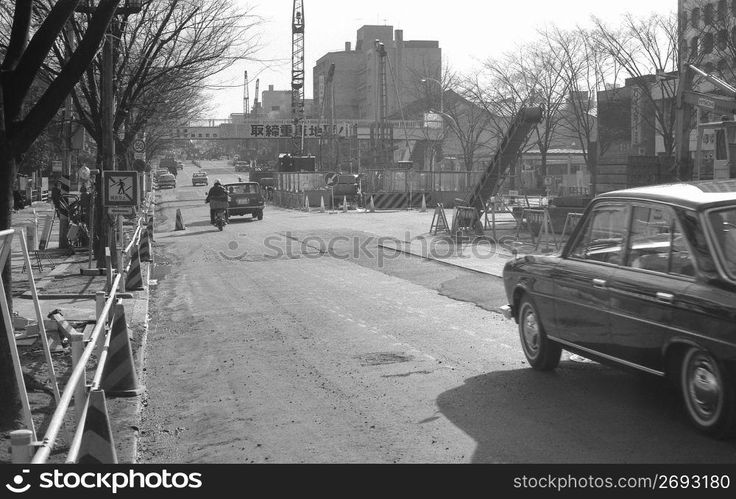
xmin=6 ymin=202 xmax=151 ymax=464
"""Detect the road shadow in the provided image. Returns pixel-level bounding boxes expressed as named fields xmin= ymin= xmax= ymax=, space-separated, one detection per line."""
xmin=436 ymin=361 xmax=736 ymax=463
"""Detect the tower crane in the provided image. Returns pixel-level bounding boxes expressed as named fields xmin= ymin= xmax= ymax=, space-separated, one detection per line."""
xmin=292 ymin=0 xmax=305 ymax=155
xmin=252 ymin=78 xmax=260 ymax=116
xmin=243 ymin=70 xmax=250 ymax=117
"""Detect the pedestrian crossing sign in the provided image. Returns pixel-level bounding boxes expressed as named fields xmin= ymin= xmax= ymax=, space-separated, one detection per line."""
xmin=103 ymin=170 xmax=139 ymax=207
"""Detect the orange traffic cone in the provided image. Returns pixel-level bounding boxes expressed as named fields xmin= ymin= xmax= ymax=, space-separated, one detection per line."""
xmin=101 ymin=301 xmax=144 ymax=397
xmin=76 ymin=389 xmax=118 ymax=464
xmin=175 ymin=209 xmax=185 ymax=231
xmin=320 ymin=196 xmax=325 ymax=213
xmin=343 ymin=196 xmax=348 ymax=213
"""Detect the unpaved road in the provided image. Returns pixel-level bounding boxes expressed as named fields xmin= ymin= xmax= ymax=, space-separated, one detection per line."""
xmin=136 ymin=161 xmax=736 ymax=464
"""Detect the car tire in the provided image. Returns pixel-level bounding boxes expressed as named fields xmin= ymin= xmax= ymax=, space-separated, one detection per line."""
xmin=680 ymin=348 xmax=736 ymax=438
xmin=257 ymin=210 xmax=263 ymax=221
xmin=518 ymin=296 xmax=561 ymax=371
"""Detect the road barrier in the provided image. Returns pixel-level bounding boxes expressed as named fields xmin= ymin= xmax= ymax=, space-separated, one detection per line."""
xmin=9 ymin=269 xmax=139 ymax=463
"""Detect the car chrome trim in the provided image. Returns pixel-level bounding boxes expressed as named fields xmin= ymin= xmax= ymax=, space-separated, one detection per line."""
xmin=548 ymin=336 xmax=665 ymax=377
xmin=603 ymin=308 xmax=736 ymax=349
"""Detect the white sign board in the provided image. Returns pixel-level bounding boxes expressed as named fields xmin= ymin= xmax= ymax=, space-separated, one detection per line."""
xmin=103 ymin=171 xmax=139 ymax=207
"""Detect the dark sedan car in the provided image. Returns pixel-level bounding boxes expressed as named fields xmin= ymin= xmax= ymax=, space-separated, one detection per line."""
xmin=224 ymin=181 xmax=264 ymax=220
xmin=501 ymin=180 xmax=736 ymax=438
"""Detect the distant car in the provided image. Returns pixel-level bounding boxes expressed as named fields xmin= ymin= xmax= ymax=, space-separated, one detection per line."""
xmin=192 ymin=171 xmax=209 ymax=186
xmin=155 ymin=169 xmax=169 ymax=179
xmin=177 ymin=161 xmax=184 ymax=170
xmin=501 ymin=180 xmax=736 ymax=438
xmin=157 ymin=173 xmax=176 ymax=189
xmin=224 ymin=182 xmax=264 ymax=220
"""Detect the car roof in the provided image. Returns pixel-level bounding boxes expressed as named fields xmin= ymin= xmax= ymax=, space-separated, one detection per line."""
xmin=193 ymin=171 xmax=207 ymax=175
xmin=598 ymin=180 xmax=736 ymax=210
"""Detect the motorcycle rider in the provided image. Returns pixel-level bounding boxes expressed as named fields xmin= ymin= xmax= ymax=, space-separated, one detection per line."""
xmin=205 ymin=179 xmax=229 ymax=224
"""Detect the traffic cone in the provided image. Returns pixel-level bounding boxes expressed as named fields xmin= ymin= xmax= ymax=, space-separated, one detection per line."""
xmin=343 ymin=196 xmax=348 ymax=213
xmin=76 ymin=389 xmax=118 ymax=464
xmin=139 ymin=226 xmax=152 ymax=262
xmin=125 ymin=244 xmax=144 ymax=291
xmin=420 ymin=194 xmax=427 ymax=213
xmin=174 ymin=209 xmax=185 ymax=231
xmin=369 ymin=196 xmax=375 ymax=213
xmin=101 ymin=301 xmax=144 ymax=397
xmin=304 ymin=194 xmax=310 ymax=212
xmin=320 ymin=196 xmax=325 ymax=213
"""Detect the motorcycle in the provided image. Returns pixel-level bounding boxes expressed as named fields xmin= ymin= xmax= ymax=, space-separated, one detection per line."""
xmin=209 ymin=198 xmax=229 ymax=231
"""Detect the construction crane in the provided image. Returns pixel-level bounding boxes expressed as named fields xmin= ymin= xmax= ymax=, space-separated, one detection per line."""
xmin=243 ymin=70 xmax=250 ymax=117
xmin=252 ymin=78 xmax=260 ymax=116
xmin=292 ymin=0 xmax=305 ymax=155
xmin=318 ymin=63 xmax=335 ymax=170
xmin=371 ymin=40 xmax=392 ymax=168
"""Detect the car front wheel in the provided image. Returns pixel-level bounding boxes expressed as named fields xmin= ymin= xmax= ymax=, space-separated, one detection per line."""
xmin=680 ymin=348 xmax=736 ymax=438
xmin=518 ymin=296 xmax=561 ymax=371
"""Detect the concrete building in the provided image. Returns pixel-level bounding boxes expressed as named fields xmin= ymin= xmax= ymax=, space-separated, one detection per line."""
xmin=313 ymin=25 xmax=441 ymax=121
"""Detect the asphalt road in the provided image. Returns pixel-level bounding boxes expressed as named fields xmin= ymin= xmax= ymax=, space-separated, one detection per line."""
xmin=136 ymin=160 xmax=736 ymax=464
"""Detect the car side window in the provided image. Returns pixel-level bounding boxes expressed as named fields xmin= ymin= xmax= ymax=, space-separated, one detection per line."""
xmin=569 ymin=204 xmax=628 ymax=264
xmin=625 ymin=205 xmax=695 ymax=277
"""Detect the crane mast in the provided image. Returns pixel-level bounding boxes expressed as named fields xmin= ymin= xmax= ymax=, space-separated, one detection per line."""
xmin=292 ymin=0 xmax=305 ymax=154
xmin=243 ymin=70 xmax=250 ymax=117
xmin=252 ymin=79 xmax=260 ymax=116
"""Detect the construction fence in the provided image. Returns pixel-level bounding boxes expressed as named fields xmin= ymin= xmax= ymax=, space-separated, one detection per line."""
xmin=273 ymin=169 xmax=487 ymax=210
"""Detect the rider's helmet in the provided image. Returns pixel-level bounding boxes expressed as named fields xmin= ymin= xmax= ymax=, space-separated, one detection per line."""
xmin=214 ymin=179 xmax=221 ymax=185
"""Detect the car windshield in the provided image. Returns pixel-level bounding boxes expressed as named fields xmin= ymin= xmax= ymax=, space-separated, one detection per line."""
xmin=707 ymin=206 xmax=736 ymax=279
xmin=227 ymin=184 xmax=259 ymax=194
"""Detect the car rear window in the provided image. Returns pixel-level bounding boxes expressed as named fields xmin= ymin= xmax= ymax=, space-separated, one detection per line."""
xmin=708 ymin=206 xmax=736 ymax=279
xmin=227 ymin=184 xmax=259 ymax=194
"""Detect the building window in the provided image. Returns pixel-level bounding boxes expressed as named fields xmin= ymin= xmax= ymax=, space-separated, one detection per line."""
xmin=271 ymin=106 xmax=280 ymax=111
xmin=704 ymin=3 xmax=714 ymax=25
xmin=691 ymin=7 xmax=701 ymax=27
xmin=703 ymin=32 xmax=715 ymax=54
xmin=691 ymin=36 xmax=699 ymax=57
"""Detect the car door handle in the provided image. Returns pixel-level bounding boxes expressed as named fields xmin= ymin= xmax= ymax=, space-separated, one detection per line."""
xmin=592 ymin=279 xmax=607 ymax=289
xmin=656 ymin=292 xmax=674 ymax=304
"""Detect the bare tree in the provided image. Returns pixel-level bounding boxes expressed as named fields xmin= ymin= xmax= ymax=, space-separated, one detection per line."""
xmin=473 ymin=41 xmax=570 ymax=189
xmin=591 ymin=11 xmax=682 ymax=161
xmin=39 ymin=0 xmax=262 ymax=264
xmin=0 ymin=0 xmax=121 ymax=423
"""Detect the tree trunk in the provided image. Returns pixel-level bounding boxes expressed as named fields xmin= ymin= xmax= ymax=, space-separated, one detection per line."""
xmin=0 ymin=153 xmax=20 ymax=420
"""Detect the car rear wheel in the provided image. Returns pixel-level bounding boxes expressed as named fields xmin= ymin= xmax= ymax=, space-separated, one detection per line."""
xmin=680 ymin=348 xmax=736 ymax=437
xmin=518 ymin=296 xmax=561 ymax=371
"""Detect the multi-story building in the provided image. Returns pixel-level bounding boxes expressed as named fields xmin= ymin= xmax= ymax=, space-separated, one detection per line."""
xmin=313 ymin=25 xmax=441 ymax=121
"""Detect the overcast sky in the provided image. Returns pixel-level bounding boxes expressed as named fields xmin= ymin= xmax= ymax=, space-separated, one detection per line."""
xmin=203 ymin=0 xmax=677 ymax=118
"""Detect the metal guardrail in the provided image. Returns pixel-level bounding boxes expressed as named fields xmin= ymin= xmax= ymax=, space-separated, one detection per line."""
xmin=15 ymin=271 xmax=123 ymax=463
xmin=11 ymin=204 xmax=153 ymax=464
